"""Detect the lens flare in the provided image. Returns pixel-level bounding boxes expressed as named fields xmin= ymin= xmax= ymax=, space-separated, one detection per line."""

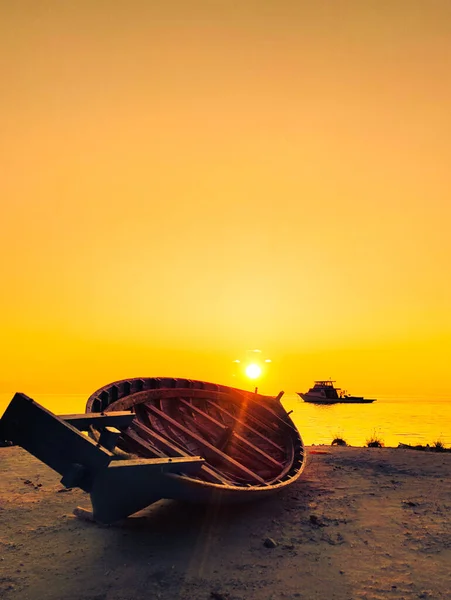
xmin=245 ymin=364 xmax=262 ymax=379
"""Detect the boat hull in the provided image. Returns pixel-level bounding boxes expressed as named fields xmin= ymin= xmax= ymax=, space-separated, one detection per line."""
xmin=86 ymin=377 xmax=306 ymax=503
xmin=298 ymin=393 xmax=375 ymax=404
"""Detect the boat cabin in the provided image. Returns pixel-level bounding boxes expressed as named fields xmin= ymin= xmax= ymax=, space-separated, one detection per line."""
xmin=309 ymin=381 xmax=341 ymax=399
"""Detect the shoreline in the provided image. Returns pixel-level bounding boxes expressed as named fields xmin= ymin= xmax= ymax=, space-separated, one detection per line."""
xmin=1 ymin=445 xmax=450 ymax=599
xmin=1 ymin=392 xmax=450 ymax=449
xmin=317 ymin=442 xmax=451 ymax=452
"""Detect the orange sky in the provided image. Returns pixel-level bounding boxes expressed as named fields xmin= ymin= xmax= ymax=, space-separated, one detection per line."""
xmin=1 ymin=1 xmax=451 ymax=397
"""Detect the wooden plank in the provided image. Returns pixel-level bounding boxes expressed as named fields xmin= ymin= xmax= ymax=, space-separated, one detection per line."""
xmin=203 ymin=398 xmax=285 ymax=452
xmin=132 ymin=421 xmax=183 ymax=456
xmin=134 ymin=404 xmax=153 ymax=428
xmin=104 ymin=388 xmax=278 ymax=416
xmin=131 ymin=420 xmax=231 ymax=485
xmin=179 ymin=398 xmax=284 ymax=469
xmin=179 ymin=398 xmax=227 ymax=431
xmin=231 ymin=389 xmax=298 ymax=432
xmin=105 ymin=388 xmax=287 ymax=448
xmin=60 ymin=411 xmax=135 ymax=430
xmin=167 ymin=407 xmax=225 ymax=447
xmin=89 ymin=455 xmax=205 ymax=524
xmin=126 ymin=428 xmax=168 ymax=458
xmin=223 ymin=394 xmax=284 ymax=435
xmin=144 ymin=403 xmax=268 ymax=485
xmin=0 ymin=393 xmax=112 ymax=492
xmin=98 ymin=426 xmax=121 ymax=451
xmin=171 ymin=402 xmax=222 ymax=444
xmin=206 ymin=391 xmax=284 ymax=436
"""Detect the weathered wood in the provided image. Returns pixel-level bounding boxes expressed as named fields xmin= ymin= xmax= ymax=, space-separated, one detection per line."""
xmin=89 ymin=456 xmax=205 ymax=524
xmin=131 ymin=419 xmax=231 ymax=485
xmin=170 ymin=402 xmax=272 ymax=474
xmin=125 ymin=428 xmax=168 ymax=458
xmin=91 ymin=456 xmax=204 ymax=523
xmin=104 ymin=387 xmax=277 ymax=414
xmin=3 ymin=411 xmax=136 ymax=447
xmin=143 ymin=403 xmax=268 ymax=485
xmin=1 ymin=379 xmax=306 ymax=524
xmin=61 ymin=411 xmax=135 ymax=431
xmin=222 ymin=395 xmax=286 ymax=435
xmin=166 ymin=403 xmax=221 ymax=445
xmin=203 ymin=398 xmax=285 ymax=452
xmin=106 ymin=388 xmax=287 ymax=444
xmin=99 ymin=426 xmax=121 ymax=451
xmin=231 ymin=389 xmax=297 ymax=433
xmin=0 ymin=393 xmax=112 ymax=491
xmin=178 ymin=398 xmax=284 ymax=469
xmin=86 ymin=377 xmax=305 ymax=495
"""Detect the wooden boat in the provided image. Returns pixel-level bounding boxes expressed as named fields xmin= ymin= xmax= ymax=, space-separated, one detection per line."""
xmin=86 ymin=377 xmax=306 ymax=503
xmin=0 ymin=378 xmax=306 ymax=523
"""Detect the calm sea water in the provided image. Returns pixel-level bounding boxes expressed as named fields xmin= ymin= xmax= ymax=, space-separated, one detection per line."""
xmin=282 ymin=393 xmax=451 ymax=447
xmin=0 ymin=392 xmax=449 ymax=448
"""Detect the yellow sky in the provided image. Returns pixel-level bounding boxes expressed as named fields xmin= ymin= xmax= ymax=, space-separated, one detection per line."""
xmin=1 ymin=1 xmax=451 ymax=397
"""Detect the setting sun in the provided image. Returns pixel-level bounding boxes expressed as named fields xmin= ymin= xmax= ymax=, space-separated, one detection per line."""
xmin=245 ymin=364 xmax=262 ymax=380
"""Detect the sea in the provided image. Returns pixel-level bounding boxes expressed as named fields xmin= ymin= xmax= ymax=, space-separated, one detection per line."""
xmin=0 ymin=392 xmax=449 ymax=449
xmin=282 ymin=393 xmax=451 ymax=448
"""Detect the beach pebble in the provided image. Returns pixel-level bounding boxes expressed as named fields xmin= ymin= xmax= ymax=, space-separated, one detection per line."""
xmin=73 ymin=507 xmax=95 ymax=522
xmin=309 ymin=514 xmax=325 ymax=526
xmin=263 ymin=537 xmax=278 ymax=548
xmin=402 ymin=500 xmax=418 ymax=507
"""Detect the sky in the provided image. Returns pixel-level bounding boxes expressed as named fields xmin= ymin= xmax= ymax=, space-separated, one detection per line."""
xmin=1 ymin=1 xmax=451 ymax=397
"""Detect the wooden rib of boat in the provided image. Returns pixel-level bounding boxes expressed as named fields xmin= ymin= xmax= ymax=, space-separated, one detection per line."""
xmin=86 ymin=377 xmax=306 ymax=502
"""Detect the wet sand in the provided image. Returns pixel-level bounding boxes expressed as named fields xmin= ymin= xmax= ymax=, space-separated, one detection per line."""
xmin=1 ymin=446 xmax=450 ymax=600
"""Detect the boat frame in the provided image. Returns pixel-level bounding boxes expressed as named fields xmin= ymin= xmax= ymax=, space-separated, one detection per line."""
xmin=86 ymin=377 xmax=305 ymax=502
xmin=0 ymin=378 xmax=306 ymax=524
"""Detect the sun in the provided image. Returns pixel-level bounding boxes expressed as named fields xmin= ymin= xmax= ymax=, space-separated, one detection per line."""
xmin=245 ymin=363 xmax=262 ymax=379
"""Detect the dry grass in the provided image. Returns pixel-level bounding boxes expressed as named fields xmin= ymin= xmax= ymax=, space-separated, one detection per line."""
xmin=366 ymin=432 xmax=384 ymax=448
xmin=331 ymin=437 xmax=348 ymax=446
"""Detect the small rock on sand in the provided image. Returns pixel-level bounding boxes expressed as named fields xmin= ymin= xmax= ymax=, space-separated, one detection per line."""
xmin=73 ymin=507 xmax=95 ymax=522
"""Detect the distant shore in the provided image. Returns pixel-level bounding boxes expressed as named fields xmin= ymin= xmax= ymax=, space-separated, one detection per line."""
xmin=1 ymin=445 xmax=450 ymax=600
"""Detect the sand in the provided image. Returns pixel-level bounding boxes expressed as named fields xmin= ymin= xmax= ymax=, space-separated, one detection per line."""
xmin=1 ymin=445 xmax=450 ymax=600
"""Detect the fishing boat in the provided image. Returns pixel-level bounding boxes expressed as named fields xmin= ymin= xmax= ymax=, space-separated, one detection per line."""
xmin=86 ymin=377 xmax=306 ymax=503
xmin=0 ymin=378 xmax=306 ymax=524
xmin=297 ymin=380 xmax=376 ymax=404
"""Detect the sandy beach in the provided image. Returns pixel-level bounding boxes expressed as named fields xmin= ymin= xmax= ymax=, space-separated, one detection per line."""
xmin=1 ymin=445 xmax=450 ymax=600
